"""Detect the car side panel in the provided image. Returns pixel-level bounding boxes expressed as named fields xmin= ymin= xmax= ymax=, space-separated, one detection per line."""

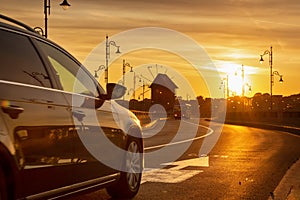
xmin=0 ymin=81 xmax=78 ymax=197
xmin=62 ymin=92 xmax=126 ymax=184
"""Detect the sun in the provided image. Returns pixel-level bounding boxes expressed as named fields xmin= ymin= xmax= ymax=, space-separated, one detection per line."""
xmin=216 ymin=61 xmax=251 ymax=97
xmin=228 ymin=74 xmax=243 ymax=96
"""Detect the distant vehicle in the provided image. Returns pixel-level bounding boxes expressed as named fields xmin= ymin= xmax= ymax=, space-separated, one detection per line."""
xmin=173 ymin=103 xmax=191 ymax=119
xmin=0 ymin=14 xmax=143 ymax=200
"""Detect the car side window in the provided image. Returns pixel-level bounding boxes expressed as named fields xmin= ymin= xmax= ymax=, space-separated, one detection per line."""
xmin=35 ymin=40 xmax=104 ymax=97
xmin=0 ymin=29 xmax=52 ymax=88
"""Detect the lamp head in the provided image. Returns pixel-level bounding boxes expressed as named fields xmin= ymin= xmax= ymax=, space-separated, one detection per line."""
xmin=60 ymin=0 xmax=71 ymax=10
xmin=115 ymin=46 xmax=121 ymax=54
xmin=279 ymin=75 xmax=283 ymax=83
xmin=259 ymin=55 xmax=264 ymax=64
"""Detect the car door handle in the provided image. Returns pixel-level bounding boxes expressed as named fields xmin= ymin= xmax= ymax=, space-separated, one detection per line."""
xmin=72 ymin=110 xmax=86 ymax=122
xmin=1 ymin=105 xmax=24 ymax=119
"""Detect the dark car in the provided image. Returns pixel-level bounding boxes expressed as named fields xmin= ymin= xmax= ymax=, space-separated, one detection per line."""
xmin=0 ymin=14 xmax=143 ymax=200
xmin=173 ymin=103 xmax=191 ymax=120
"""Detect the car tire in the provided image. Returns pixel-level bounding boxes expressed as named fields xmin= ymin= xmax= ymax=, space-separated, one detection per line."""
xmin=0 ymin=167 xmax=8 ymax=200
xmin=106 ymin=137 xmax=143 ymax=199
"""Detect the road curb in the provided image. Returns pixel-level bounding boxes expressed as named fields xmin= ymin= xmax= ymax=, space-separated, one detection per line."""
xmin=268 ymin=158 xmax=300 ymax=200
xmin=224 ymin=120 xmax=300 ymax=136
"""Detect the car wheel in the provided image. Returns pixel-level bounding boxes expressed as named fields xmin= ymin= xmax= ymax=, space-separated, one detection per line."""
xmin=0 ymin=167 xmax=8 ymax=200
xmin=106 ymin=137 xmax=142 ymax=198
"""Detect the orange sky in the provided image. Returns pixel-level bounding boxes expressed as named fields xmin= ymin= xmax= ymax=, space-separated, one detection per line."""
xmin=1 ymin=0 xmax=300 ymax=99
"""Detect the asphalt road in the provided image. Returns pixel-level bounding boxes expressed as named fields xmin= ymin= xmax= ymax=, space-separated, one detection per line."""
xmin=67 ymin=119 xmax=300 ymax=199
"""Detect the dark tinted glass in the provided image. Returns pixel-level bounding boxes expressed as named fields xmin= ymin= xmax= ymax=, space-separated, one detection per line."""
xmin=0 ymin=29 xmax=51 ymax=88
xmin=36 ymin=40 xmax=104 ymax=96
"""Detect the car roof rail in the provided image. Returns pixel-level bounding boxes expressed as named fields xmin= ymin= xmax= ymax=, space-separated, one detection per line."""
xmin=0 ymin=14 xmax=36 ymax=33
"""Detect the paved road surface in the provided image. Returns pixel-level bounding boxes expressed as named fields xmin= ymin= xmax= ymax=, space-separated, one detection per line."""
xmin=67 ymin=119 xmax=300 ymax=199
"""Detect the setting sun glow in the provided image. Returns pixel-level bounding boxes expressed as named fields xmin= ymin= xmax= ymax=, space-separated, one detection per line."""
xmin=1 ymin=0 xmax=299 ymax=98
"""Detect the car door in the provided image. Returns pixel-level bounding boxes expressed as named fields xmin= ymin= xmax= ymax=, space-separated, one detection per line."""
xmin=34 ymin=39 xmax=126 ymax=185
xmin=0 ymin=29 xmax=77 ymax=197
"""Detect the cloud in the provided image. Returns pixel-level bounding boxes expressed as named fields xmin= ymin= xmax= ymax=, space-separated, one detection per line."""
xmin=1 ymin=0 xmax=299 ymax=96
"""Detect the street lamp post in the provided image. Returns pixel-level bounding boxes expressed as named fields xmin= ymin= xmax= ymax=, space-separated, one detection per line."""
xmin=105 ymin=35 xmax=121 ymax=85
xmin=260 ymin=46 xmax=273 ymax=110
xmin=239 ymin=64 xmax=252 ymax=111
xmin=239 ymin=64 xmax=251 ymax=96
xmin=234 ymin=64 xmax=252 ymax=97
xmin=43 ymin=0 xmax=71 ymax=38
xmin=139 ymin=80 xmax=150 ymax=101
xmin=122 ymin=59 xmax=133 ymax=86
xmin=259 ymin=46 xmax=283 ymax=110
xmin=132 ymin=71 xmax=137 ymax=100
xmin=220 ymin=75 xmax=229 ymax=98
xmin=134 ymin=74 xmax=143 ymax=100
xmin=129 ymin=71 xmax=142 ymax=100
xmin=241 ymin=64 xmax=245 ymax=97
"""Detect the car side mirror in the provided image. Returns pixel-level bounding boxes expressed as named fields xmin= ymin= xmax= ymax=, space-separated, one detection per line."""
xmin=79 ymin=96 xmax=105 ymax=109
xmin=106 ymin=83 xmax=127 ymax=100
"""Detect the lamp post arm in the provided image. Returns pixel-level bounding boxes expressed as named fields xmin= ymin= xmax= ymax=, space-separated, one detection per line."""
xmin=122 ymin=59 xmax=133 ymax=86
xmin=272 ymin=70 xmax=283 ymax=83
xmin=95 ymin=65 xmax=106 ymax=72
xmin=109 ymin=41 xmax=118 ymax=48
xmin=94 ymin=65 xmax=106 ymax=78
xmin=261 ymin=50 xmax=270 ymax=56
xmin=273 ymin=71 xmax=281 ymax=76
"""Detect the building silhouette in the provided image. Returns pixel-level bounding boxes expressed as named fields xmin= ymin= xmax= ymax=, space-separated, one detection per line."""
xmin=149 ymin=73 xmax=178 ymax=114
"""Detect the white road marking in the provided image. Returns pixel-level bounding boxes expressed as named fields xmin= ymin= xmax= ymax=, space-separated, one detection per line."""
xmin=162 ymin=156 xmax=209 ymax=169
xmin=144 ymin=120 xmax=214 ymax=151
xmin=141 ymin=168 xmax=202 ymax=184
xmin=141 ymin=157 xmax=208 ymax=184
xmin=142 ymin=121 xmax=213 ymax=184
